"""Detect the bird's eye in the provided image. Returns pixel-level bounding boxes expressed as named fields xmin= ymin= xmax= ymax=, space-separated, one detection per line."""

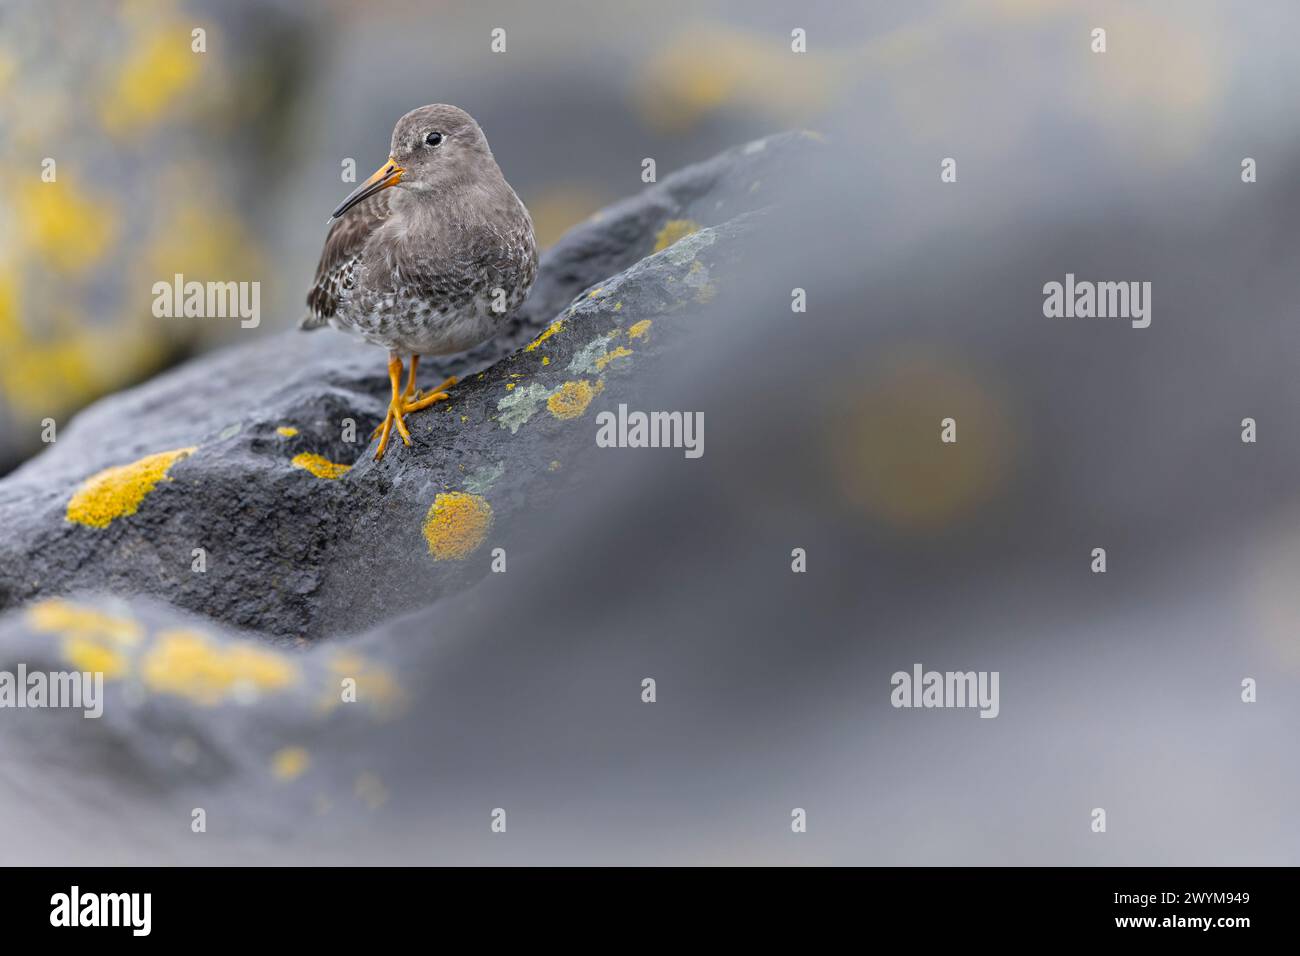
xmin=425 ymin=131 xmax=444 ymax=147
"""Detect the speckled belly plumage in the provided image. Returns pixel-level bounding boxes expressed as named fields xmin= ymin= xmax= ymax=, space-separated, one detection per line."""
xmin=330 ymin=243 xmax=536 ymax=356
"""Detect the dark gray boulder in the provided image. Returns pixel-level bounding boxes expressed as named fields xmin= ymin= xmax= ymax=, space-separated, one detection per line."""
xmin=0 ymin=134 xmax=812 ymax=640
xmin=0 ymin=133 xmax=822 ymax=863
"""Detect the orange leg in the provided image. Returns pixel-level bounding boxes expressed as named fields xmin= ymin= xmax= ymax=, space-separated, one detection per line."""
xmin=373 ymin=353 xmax=409 ymax=461
xmin=372 ymin=353 xmax=458 ymax=461
xmin=403 ymin=354 xmax=420 ymax=401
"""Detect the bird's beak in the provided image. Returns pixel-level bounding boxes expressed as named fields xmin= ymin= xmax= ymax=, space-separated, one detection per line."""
xmin=330 ymin=156 xmax=404 ymax=220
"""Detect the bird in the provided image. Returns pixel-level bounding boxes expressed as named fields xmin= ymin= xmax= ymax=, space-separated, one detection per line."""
xmin=302 ymin=104 xmax=537 ymax=461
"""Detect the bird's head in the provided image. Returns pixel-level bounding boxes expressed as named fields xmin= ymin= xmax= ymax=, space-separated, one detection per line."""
xmin=329 ymin=104 xmax=493 ymax=220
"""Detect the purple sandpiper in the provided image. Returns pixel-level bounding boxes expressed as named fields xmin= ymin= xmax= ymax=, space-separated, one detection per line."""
xmin=302 ymin=104 xmax=537 ymax=460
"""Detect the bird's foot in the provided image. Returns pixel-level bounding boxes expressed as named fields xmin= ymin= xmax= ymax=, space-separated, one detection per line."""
xmin=371 ymin=370 xmax=458 ymax=461
xmin=403 ymin=375 xmax=457 ymax=413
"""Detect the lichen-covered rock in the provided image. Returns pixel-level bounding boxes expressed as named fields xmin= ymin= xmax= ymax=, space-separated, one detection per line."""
xmin=0 ymin=134 xmax=812 ymax=640
xmin=0 ymin=134 xmax=820 ymax=862
xmin=0 ymin=4 xmax=300 ymax=475
xmin=0 ymin=593 xmax=411 ymax=860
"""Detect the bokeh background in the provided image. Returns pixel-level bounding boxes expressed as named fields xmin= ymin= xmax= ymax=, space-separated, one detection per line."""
xmin=2 ymin=0 xmax=1299 ymax=864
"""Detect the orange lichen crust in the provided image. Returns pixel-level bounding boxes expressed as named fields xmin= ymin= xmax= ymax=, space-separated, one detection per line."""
xmin=524 ymin=318 xmax=565 ymax=352
xmin=139 ymin=628 xmax=298 ymax=705
xmin=653 ymin=218 xmax=701 ymax=253
xmin=291 ymin=452 xmax=351 ymax=480
xmin=547 ymin=380 xmax=603 ymax=420
xmin=422 ymin=491 xmax=493 ymax=560
xmin=66 ymin=447 xmax=196 ymax=528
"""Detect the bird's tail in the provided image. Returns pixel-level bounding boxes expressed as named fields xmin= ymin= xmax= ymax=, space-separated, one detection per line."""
xmin=298 ymin=313 xmax=329 ymax=331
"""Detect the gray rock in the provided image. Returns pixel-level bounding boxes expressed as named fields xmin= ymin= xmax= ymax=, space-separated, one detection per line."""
xmin=0 ymin=133 xmax=820 ymax=863
xmin=0 ymin=134 xmax=811 ymax=640
xmin=0 ymin=592 xmax=405 ymax=862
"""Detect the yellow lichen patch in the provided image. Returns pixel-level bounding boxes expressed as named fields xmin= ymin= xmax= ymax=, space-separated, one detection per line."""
xmin=133 ymin=200 xmax=262 ymax=309
xmin=318 ymin=653 xmax=407 ymax=718
xmin=16 ymin=179 xmax=118 ymax=275
xmin=62 ymin=637 xmax=128 ymax=679
xmin=291 ymin=452 xmax=350 ymax=480
xmin=524 ymin=318 xmax=565 ymax=352
xmin=140 ymin=629 xmax=299 ymax=705
xmin=635 ymin=27 xmax=834 ymax=134
xmin=587 ymin=287 xmax=604 ymax=299
xmin=29 ymin=598 xmax=139 ymax=678
xmin=653 ymin=218 xmax=702 ymax=253
xmin=505 ymin=382 xmax=516 ymax=391
xmin=547 ymin=379 xmax=604 ymax=420
xmin=26 ymin=598 xmax=143 ymax=646
xmin=828 ymin=350 xmax=1015 ymax=532
xmin=594 ymin=346 xmax=634 ymax=372
xmin=628 ymin=319 xmax=653 ymax=341
xmin=526 ymin=184 xmax=609 ymax=248
xmin=276 ymin=426 xmax=298 ymax=437
xmin=541 ymin=356 xmax=550 ymax=366
xmin=99 ymin=22 xmax=203 ymax=135
xmin=613 ymin=302 xmax=623 ymax=312
xmin=422 ymin=492 xmax=493 ymax=560
xmin=330 ymin=652 xmax=365 ymax=674
xmin=66 ymin=447 xmax=195 ymax=529
xmin=271 ymin=746 xmax=310 ymax=782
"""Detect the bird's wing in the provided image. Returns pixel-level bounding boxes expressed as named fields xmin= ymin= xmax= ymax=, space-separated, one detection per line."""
xmin=300 ymin=191 xmax=393 ymax=329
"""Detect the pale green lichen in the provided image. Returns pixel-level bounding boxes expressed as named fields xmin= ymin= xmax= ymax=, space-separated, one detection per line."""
xmin=497 ymin=374 xmax=612 ymax=432
xmin=684 ymin=259 xmax=716 ymax=303
xmin=567 ymin=333 xmax=616 ymax=375
xmin=464 ymin=460 xmax=506 ymax=494
xmin=497 ymin=382 xmax=552 ymax=433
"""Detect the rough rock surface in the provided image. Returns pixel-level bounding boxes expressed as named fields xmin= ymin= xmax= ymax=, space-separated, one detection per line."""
xmin=0 ymin=134 xmax=810 ymax=640
xmin=0 ymin=134 xmax=822 ymax=862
